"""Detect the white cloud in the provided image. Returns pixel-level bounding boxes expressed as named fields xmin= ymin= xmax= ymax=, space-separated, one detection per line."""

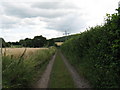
xmin=46 ymin=13 xmax=87 ymax=33
xmin=0 ymin=15 xmax=21 ymax=29
xmin=0 ymin=0 xmax=119 ymax=42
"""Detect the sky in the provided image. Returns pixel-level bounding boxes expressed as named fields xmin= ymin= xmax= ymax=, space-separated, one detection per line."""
xmin=0 ymin=0 xmax=119 ymax=42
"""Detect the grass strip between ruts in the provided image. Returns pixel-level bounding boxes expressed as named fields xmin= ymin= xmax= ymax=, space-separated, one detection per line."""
xmin=49 ymin=51 xmax=75 ymax=88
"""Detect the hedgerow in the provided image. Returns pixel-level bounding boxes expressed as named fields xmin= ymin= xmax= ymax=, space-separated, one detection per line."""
xmin=61 ymin=9 xmax=120 ymax=88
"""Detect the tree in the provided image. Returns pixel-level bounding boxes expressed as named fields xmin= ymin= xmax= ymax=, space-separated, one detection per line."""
xmin=24 ymin=38 xmax=33 ymax=47
xmin=33 ymin=35 xmax=47 ymax=47
xmin=19 ymin=40 xmax=26 ymax=47
xmin=47 ymin=39 xmax=55 ymax=46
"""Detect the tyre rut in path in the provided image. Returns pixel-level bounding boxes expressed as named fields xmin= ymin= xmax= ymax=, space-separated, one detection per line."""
xmin=60 ymin=52 xmax=91 ymax=88
xmin=34 ymin=53 xmax=56 ymax=88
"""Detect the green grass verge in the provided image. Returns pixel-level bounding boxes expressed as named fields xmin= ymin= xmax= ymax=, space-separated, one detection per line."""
xmin=49 ymin=51 xmax=75 ymax=88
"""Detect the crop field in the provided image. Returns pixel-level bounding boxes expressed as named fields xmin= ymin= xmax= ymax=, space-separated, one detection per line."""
xmin=2 ymin=48 xmax=48 ymax=58
xmin=2 ymin=47 xmax=56 ymax=88
xmin=55 ymin=42 xmax=63 ymax=46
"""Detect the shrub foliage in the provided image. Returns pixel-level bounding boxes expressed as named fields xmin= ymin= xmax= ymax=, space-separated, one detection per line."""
xmin=61 ymin=9 xmax=120 ymax=88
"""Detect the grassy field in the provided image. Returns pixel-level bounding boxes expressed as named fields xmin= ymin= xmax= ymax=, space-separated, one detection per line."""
xmin=49 ymin=51 xmax=75 ymax=88
xmin=2 ymin=47 xmax=56 ymax=88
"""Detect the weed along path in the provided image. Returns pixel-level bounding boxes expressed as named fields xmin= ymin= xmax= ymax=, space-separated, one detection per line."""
xmin=34 ymin=53 xmax=56 ymax=88
xmin=60 ymin=51 xmax=91 ymax=88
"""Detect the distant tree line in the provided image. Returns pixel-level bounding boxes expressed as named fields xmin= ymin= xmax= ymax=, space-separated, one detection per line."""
xmin=53 ymin=34 xmax=79 ymax=42
xmin=2 ymin=35 xmax=56 ymax=48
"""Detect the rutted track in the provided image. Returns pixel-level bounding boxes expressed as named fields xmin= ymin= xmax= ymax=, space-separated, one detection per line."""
xmin=34 ymin=51 xmax=91 ymax=88
xmin=34 ymin=53 xmax=56 ymax=88
xmin=60 ymin=51 xmax=91 ymax=88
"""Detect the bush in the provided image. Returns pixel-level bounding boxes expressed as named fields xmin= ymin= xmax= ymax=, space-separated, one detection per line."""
xmin=61 ymin=10 xmax=120 ymax=88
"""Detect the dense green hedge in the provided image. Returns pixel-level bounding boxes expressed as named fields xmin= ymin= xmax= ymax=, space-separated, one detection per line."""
xmin=61 ymin=9 xmax=120 ymax=88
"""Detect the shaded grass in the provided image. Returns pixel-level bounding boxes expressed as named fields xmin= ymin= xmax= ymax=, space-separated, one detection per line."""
xmin=49 ymin=51 xmax=75 ymax=88
xmin=2 ymin=47 xmax=56 ymax=88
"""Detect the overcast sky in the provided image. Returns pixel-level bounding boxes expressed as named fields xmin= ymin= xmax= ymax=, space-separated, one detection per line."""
xmin=0 ymin=0 xmax=119 ymax=42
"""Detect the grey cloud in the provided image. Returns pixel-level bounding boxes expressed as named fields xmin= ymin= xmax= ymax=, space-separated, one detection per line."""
xmin=2 ymin=3 xmax=36 ymax=18
xmin=1 ymin=24 xmax=15 ymax=29
xmin=2 ymin=2 xmax=77 ymax=18
xmin=0 ymin=0 xmax=87 ymax=35
xmin=0 ymin=15 xmax=20 ymax=29
xmin=46 ymin=14 xmax=87 ymax=32
xmin=32 ymin=2 xmax=78 ymax=9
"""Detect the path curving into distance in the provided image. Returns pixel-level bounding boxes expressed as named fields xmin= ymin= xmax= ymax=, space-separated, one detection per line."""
xmin=34 ymin=53 xmax=56 ymax=88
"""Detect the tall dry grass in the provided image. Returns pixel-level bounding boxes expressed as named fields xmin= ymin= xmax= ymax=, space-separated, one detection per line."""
xmin=2 ymin=47 xmax=56 ymax=88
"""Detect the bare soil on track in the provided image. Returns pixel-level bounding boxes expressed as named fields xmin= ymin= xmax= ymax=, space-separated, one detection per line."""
xmin=34 ymin=51 xmax=91 ymax=88
xmin=34 ymin=53 xmax=56 ymax=88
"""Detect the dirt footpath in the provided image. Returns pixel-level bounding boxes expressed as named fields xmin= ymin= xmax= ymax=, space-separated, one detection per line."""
xmin=34 ymin=53 xmax=56 ymax=88
xmin=34 ymin=51 xmax=91 ymax=88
